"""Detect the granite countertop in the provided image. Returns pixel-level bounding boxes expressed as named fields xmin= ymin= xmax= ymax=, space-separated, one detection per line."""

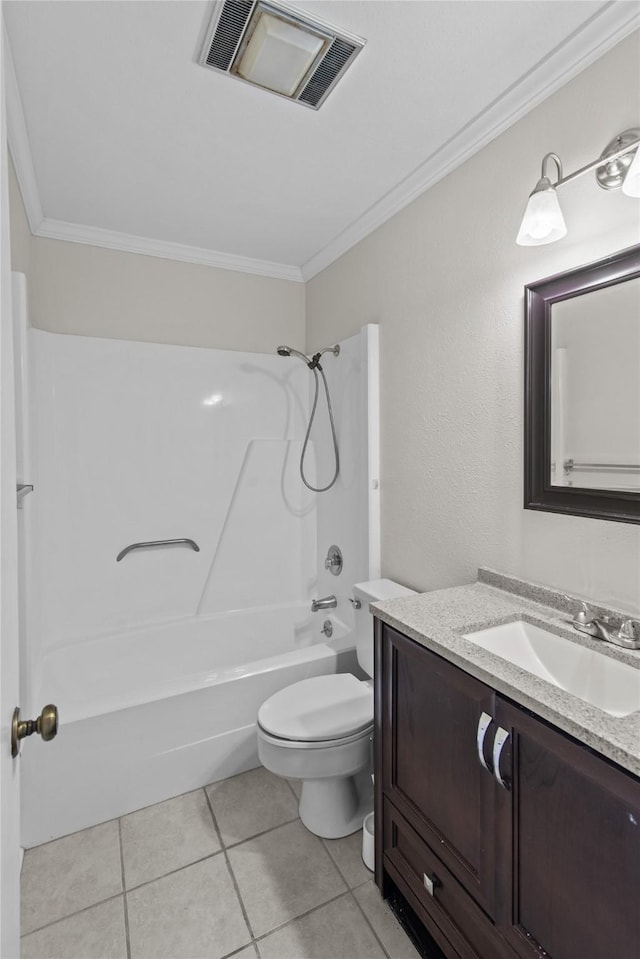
xmin=371 ymin=569 xmax=640 ymax=778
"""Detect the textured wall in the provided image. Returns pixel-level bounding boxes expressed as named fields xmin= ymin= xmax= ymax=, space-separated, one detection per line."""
xmin=306 ymin=33 xmax=640 ymax=612
xmin=28 ymin=236 xmax=305 ymax=352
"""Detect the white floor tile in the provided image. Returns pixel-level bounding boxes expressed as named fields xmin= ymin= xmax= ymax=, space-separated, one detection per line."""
xmin=207 ymin=767 xmax=299 ymax=846
xmin=127 ymin=855 xmax=251 ymax=959
xmin=121 ymin=789 xmax=220 ymax=888
xmin=227 ymin=820 xmax=346 ymax=937
xmin=21 ymin=897 xmax=127 ymax=959
xmin=257 ymin=894 xmax=386 ymax=959
xmin=21 ymin=821 xmax=122 ymax=935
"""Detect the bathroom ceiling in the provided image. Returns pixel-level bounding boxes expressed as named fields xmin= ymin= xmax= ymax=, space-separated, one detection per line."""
xmin=3 ymin=1 xmax=638 ymax=280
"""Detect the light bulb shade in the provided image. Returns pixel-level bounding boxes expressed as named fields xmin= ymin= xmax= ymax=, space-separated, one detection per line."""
xmin=235 ymin=10 xmax=326 ymax=97
xmin=622 ymin=146 xmax=640 ymax=198
xmin=516 ymin=183 xmax=567 ymax=246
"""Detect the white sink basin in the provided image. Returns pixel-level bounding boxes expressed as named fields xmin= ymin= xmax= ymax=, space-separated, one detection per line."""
xmin=463 ymin=620 xmax=640 ymax=717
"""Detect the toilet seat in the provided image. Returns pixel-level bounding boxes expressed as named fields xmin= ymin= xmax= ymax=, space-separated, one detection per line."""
xmin=257 ymin=674 xmax=372 ymax=743
xmin=258 ymin=721 xmax=373 ymax=750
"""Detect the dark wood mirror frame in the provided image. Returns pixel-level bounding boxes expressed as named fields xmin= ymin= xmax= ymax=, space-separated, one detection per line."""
xmin=524 ymin=244 xmax=640 ymax=525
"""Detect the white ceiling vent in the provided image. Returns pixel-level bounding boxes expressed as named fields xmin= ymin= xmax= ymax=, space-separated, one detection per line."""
xmin=199 ymin=1 xmax=365 ymax=110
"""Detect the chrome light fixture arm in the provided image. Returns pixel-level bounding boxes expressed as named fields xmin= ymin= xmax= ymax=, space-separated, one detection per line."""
xmin=517 ymin=127 xmax=640 ymax=246
xmin=556 ymin=132 xmax=640 ymax=190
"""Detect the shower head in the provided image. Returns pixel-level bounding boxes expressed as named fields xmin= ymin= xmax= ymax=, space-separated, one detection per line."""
xmin=276 ymin=344 xmax=340 ymax=370
xmin=276 ymin=345 xmax=313 ymax=366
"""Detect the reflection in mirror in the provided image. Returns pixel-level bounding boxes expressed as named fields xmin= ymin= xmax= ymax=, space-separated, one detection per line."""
xmin=550 ymin=279 xmax=640 ymax=492
xmin=525 ymin=244 xmax=640 ymax=524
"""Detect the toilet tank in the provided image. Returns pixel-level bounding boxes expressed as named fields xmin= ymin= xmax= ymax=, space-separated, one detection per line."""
xmin=352 ymin=579 xmax=417 ymax=678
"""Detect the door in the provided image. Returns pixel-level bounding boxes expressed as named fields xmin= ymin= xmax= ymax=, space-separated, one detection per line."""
xmin=495 ymin=698 xmax=640 ymax=959
xmin=0 ymin=54 xmax=22 ymax=958
xmin=380 ymin=624 xmax=498 ymax=917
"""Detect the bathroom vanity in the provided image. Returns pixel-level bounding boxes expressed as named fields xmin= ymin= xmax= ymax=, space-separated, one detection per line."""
xmin=373 ymin=571 xmax=640 ymax=959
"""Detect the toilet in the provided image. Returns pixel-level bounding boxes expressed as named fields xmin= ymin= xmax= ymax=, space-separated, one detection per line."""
xmin=257 ymin=579 xmax=416 ymax=838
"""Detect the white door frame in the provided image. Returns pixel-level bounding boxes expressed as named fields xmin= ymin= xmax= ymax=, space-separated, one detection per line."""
xmin=0 ymin=26 xmax=23 ymax=959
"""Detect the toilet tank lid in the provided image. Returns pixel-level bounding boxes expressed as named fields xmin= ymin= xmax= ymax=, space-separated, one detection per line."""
xmin=353 ymin=579 xmax=416 ymax=603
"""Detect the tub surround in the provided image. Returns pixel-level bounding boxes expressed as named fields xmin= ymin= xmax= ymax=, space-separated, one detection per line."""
xmin=19 ymin=324 xmax=381 ymax=848
xmin=372 ymin=568 xmax=640 ymax=777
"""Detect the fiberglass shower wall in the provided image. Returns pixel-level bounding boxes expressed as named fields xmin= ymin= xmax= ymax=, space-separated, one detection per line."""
xmin=26 ymin=332 xmax=316 ymax=672
xmin=308 ymin=326 xmax=381 ymax=629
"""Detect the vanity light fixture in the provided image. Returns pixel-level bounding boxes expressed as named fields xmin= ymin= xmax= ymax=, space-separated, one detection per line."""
xmin=517 ymin=127 xmax=640 ymax=246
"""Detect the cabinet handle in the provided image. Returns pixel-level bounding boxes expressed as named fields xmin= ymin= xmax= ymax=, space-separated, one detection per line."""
xmin=492 ymin=726 xmax=511 ymax=790
xmin=423 ymin=872 xmax=441 ymax=897
xmin=476 ymin=711 xmax=494 ymax=773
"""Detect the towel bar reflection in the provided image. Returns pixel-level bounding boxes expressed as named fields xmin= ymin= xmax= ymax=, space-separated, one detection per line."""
xmin=116 ymin=539 xmax=200 ymax=562
xmin=563 ymin=459 xmax=640 ymax=475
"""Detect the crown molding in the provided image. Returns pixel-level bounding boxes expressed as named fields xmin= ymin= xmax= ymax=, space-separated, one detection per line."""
xmin=5 ymin=4 xmax=638 ymax=285
xmin=3 ymin=32 xmax=43 ymax=232
xmin=3 ymin=30 xmax=302 ymax=283
xmin=34 ymin=218 xmax=305 ymax=282
xmin=300 ymin=2 xmax=640 ymax=280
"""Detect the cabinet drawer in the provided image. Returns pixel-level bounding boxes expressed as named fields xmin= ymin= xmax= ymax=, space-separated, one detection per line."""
xmin=383 ymin=798 xmax=514 ymax=959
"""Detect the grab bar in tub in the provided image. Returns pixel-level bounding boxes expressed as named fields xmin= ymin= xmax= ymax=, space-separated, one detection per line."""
xmin=116 ymin=539 xmax=200 ymax=562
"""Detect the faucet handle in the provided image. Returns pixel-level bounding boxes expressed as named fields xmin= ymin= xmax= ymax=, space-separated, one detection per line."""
xmin=563 ymin=596 xmax=596 ymax=626
xmin=619 ymin=618 xmax=640 ymax=641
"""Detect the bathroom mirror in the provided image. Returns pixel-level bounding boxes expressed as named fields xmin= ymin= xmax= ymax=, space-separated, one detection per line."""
xmin=524 ymin=244 xmax=640 ymax=524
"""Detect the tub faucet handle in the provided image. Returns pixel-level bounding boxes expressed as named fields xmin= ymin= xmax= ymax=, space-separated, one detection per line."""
xmin=348 ymin=597 xmax=361 ymax=609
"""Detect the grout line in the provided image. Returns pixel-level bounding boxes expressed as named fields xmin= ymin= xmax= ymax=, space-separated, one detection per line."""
xmin=202 ymin=788 xmax=256 ymax=942
xmin=349 ymin=887 xmax=393 ymax=959
xmin=318 ymin=835 xmax=392 ymax=958
xmin=23 ymin=783 xmax=217 ymax=854
xmin=253 ymin=890 xmax=350 ymax=944
xmin=221 ymin=943 xmax=260 ymax=959
xmin=117 ymin=819 xmax=132 ymax=959
xmin=124 ymin=851 xmax=224 ymax=894
xmin=285 ymin=779 xmax=301 ymax=802
xmin=223 ymin=816 xmax=300 ymax=851
xmin=21 ymin=893 xmax=125 ymax=939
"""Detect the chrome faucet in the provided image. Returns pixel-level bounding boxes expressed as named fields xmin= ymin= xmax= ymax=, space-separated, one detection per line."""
xmin=568 ymin=600 xmax=640 ymax=650
xmin=311 ymin=595 xmax=337 ymax=612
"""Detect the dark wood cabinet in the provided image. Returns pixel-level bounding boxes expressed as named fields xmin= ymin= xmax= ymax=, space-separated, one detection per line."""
xmin=494 ymin=698 xmax=640 ymax=959
xmin=380 ymin=624 xmax=498 ymax=916
xmin=375 ymin=619 xmax=640 ymax=959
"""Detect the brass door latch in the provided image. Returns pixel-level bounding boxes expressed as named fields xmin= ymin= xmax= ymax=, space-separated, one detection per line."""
xmin=11 ymin=704 xmax=58 ymax=758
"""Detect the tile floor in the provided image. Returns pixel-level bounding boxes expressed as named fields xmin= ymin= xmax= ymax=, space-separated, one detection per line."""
xmin=21 ymin=767 xmax=421 ymax=959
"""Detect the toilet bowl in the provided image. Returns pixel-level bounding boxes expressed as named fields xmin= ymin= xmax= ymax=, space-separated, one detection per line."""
xmin=257 ymin=579 xmax=416 ymax=838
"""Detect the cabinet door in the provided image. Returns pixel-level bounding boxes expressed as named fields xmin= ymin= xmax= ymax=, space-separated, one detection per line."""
xmin=380 ymin=624 xmax=498 ymax=917
xmin=495 ymin=698 xmax=640 ymax=959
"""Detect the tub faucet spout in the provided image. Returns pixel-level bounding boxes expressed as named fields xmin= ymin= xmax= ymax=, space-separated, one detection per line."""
xmin=311 ymin=595 xmax=337 ymax=612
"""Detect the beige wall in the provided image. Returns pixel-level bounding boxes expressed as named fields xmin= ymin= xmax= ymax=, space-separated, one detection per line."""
xmin=306 ymin=33 xmax=640 ymax=611
xmin=27 ymin=238 xmax=305 ymax=353
xmin=8 ymin=158 xmax=305 ymax=354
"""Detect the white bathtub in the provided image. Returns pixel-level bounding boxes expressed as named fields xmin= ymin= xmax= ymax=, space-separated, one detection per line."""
xmin=21 ymin=603 xmax=356 ymax=847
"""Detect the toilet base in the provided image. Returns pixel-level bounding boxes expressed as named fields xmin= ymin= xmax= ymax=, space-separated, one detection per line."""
xmin=298 ymin=770 xmax=373 ymax=839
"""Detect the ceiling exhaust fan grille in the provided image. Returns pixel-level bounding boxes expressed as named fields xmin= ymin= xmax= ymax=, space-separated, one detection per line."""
xmin=199 ymin=1 xmax=364 ymax=110
xmin=204 ymin=0 xmax=255 ymax=72
xmin=298 ymin=38 xmax=356 ymax=108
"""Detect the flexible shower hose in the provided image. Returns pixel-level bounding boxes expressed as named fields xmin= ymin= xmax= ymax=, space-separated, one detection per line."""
xmin=300 ymin=366 xmax=340 ymax=492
